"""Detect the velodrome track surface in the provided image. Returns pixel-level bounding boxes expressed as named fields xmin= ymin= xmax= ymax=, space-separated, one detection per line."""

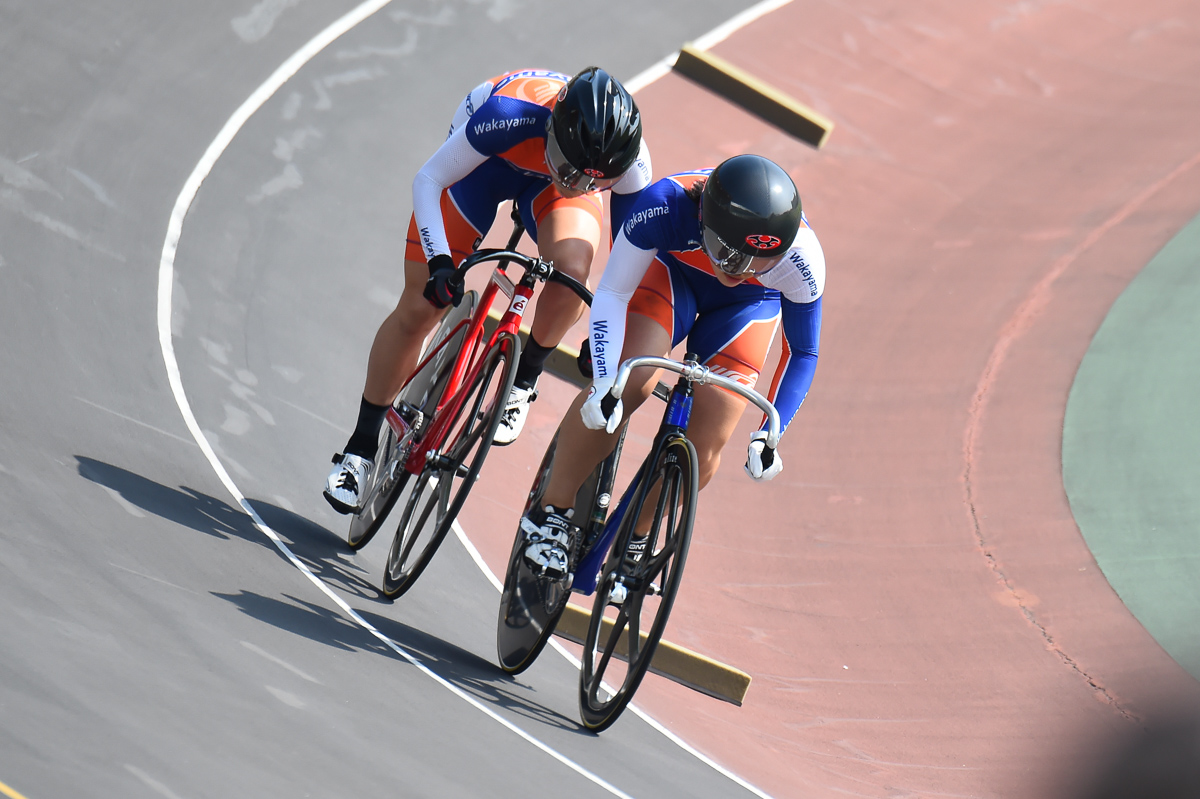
xmin=3 ymin=2 xmax=1200 ymax=799
xmin=1 ymin=2 xmax=780 ymax=798
xmin=462 ymin=1 xmax=1200 ymax=796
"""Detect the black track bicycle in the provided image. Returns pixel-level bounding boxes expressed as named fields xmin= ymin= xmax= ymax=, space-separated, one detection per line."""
xmin=496 ymin=353 xmax=781 ymax=731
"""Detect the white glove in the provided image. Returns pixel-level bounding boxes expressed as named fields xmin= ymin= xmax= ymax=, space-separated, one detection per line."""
xmin=744 ymin=430 xmax=783 ymax=481
xmin=580 ymin=377 xmax=623 ymax=433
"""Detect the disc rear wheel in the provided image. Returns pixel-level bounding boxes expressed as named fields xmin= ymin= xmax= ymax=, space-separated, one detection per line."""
xmin=497 ymin=430 xmax=624 ymax=674
xmin=496 ymin=438 xmax=566 ymax=673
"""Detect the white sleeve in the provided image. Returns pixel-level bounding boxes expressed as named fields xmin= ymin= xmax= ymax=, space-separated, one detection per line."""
xmin=589 ymin=231 xmax=657 ymax=381
xmin=611 ymin=138 xmax=652 ymax=195
xmin=447 ymin=79 xmax=494 ymax=135
xmin=411 ymin=124 xmax=489 ymax=261
xmin=757 ymin=226 xmax=825 ymax=304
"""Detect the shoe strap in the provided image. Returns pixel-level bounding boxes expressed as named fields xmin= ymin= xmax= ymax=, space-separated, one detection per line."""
xmin=536 ymin=525 xmax=570 ymax=547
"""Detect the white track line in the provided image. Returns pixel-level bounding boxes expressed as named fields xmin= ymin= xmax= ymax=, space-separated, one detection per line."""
xmin=155 ymin=2 xmax=631 ymax=797
xmin=156 ymin=1 xmax=791 ymax=798
xmin=454 ymin=522 xmax=777 ymax=799
xmin=624 ymin=0 xmax=797 ymax=93
xmin=465 ymin=5 xmax=794 ymax=796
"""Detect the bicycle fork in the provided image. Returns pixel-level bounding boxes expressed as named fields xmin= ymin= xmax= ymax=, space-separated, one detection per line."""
xmin=598 ymin=373 xmax=697 ymax=606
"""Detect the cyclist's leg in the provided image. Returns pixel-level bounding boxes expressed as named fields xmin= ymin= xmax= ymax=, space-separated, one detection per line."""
xmin=326 ymin=258 xmax=441 ymax=512
xmin=360 ymin=178 xmax=499 ymax=410
xmin=685 ymin=293 xmax=781 ymax=487
xmin=521 ymin=186 xmax=604 ymax=358
xmin=683 ymin=386 xmax=748 ymax=486
xmin=362 ymin=261 xmax=445 ymax=406
xmin=325 ymin=188 xmax=489 ymax=511
xmin=539 ymin=312 xmax=670 ymax=508
xmin=540 ymin=255 xmax=691 ymax=510
xmin=494 ymin=185 xmax=603 ymax=444
xmin=605 ymin=286 xmax=777 ymax=533
xmin=517 ymin=186 xmax=602 ymax=383
xmin=521 ymin=310 xmax=668 ymax=576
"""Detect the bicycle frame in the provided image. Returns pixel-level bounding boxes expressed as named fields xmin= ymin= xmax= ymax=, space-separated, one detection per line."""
xmin=394 ymin=261 xmax=529 ymax=478
xmin=570 ymin=390 xmax=686 ymax=595
xmin=570 ymin=355 xmax=782 ymax=595
xmin=386 ymin=205 xmax=591 ymax=481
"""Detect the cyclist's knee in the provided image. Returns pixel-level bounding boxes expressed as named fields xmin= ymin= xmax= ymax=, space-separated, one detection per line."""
xmin=623 ymin=381 xmax=654 ymax=417
xmin=393 ymin=277 xmax=442 ymax=331
xmin=693 ymin=444 xmax=722 ymax=489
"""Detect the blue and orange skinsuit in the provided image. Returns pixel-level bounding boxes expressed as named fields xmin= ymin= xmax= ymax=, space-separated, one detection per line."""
xmin=406 ymin=70 xmax=652 ymax=264
xmin=588 ymin=170 xmax=824 ymax=436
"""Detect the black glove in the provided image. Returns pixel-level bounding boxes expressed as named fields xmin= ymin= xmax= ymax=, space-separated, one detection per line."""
xmin=576 ymin=337 xmax=593 ymax=380
xmin=423 ymin=254 xmax=463 ymax=309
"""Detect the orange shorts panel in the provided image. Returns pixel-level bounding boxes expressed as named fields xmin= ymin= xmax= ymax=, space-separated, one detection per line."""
xmin=703 ymin=316 xmax=779 ymax=388
xmin=529 ymin=182 xmax=604 ymax=231
xmin=404 ymin=190 xmax=483 ymax=265
xmin=627 ymin=258 xmax=675 ymax=335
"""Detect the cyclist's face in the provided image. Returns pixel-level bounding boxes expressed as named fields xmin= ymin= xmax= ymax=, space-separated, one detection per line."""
xmin=712 ymin=268 xmax=750 ymax=287
xmin=553 ymin=181 xmax=587 ymax=199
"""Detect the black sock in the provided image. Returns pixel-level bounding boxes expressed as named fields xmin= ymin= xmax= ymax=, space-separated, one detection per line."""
xmin=344 ymin=396 xmax=389 ymax=459
xmin=514 ymin=336 xmax=555 ymax=389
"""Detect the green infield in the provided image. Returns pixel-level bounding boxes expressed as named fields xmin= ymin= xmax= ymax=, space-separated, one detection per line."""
xmin=1064 ymin=212 xmax=1200 ymax=679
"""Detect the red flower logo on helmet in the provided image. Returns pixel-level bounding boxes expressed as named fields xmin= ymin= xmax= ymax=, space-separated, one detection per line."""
xmin=745 ymin=234 xmax=782 ymax=250
xmin=583 ymin=168 xmax=605 ymax=178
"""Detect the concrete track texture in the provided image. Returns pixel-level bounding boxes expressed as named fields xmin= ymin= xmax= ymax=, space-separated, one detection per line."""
xmin=2 ymin=1 xmax=1200 ymax=799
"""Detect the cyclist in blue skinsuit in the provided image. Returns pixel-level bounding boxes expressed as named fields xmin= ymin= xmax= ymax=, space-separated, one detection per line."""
xmin=324 ymin=67 xmax=651 ymax=514
xmin=519 ymin=155 xmax=825 ymax=578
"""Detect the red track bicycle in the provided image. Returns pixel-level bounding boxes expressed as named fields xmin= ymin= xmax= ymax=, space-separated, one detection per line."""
xmin=341 ymin=208 xmax=591 ymax=599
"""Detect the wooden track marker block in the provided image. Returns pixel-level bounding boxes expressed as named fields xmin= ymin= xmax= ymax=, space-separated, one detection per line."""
xmin=672 ymin=44 xmax=833 ymax=149
xmin=555 ymin=602 xmax=752 ymax=706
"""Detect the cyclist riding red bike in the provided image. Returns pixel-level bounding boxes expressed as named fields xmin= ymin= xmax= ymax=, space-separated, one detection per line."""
xmin=520 ymin=154 xmax=825 ymax=577
xmin=324 ymin=67 xmax=651 ymax=513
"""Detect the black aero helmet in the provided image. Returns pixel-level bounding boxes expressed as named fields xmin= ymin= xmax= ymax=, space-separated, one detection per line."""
xmin=701 ymin=155 xmax=802 ymax=276
xmin=545 ymin=67 xmax=641 ymax=191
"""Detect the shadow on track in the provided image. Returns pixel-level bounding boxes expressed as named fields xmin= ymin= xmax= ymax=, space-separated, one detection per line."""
xmin=76 ymin=455 xmax=258 ymax=541
xmin=207 ymin=590 xmax=586 ymax=733
xmin=250 ymin=498 xmax=380 ymax=601
xmin=356 ymin=608 xmax=587 ymax=735
xmin=76 ymin=457 xmax=589 ymax=735
xmin=74 ymin=456 xmax=381 ymax=599
xmin=213 ymin=589 xmax=394 ymax=657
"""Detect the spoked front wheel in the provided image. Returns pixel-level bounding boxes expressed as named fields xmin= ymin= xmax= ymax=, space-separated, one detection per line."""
xmin=380 ymin=334 xmax=520 ymax=599
xmin=578 ymin=435 xmax=698 ymax=732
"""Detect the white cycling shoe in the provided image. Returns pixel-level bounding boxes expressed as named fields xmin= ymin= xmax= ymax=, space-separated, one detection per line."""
xmin=323 ymin=453 xmax=373 ymax=514
xmin=493 ymin=384 xmax=537 ymax=445
xmin=520 ymin=505 xmax=573 ymax=580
